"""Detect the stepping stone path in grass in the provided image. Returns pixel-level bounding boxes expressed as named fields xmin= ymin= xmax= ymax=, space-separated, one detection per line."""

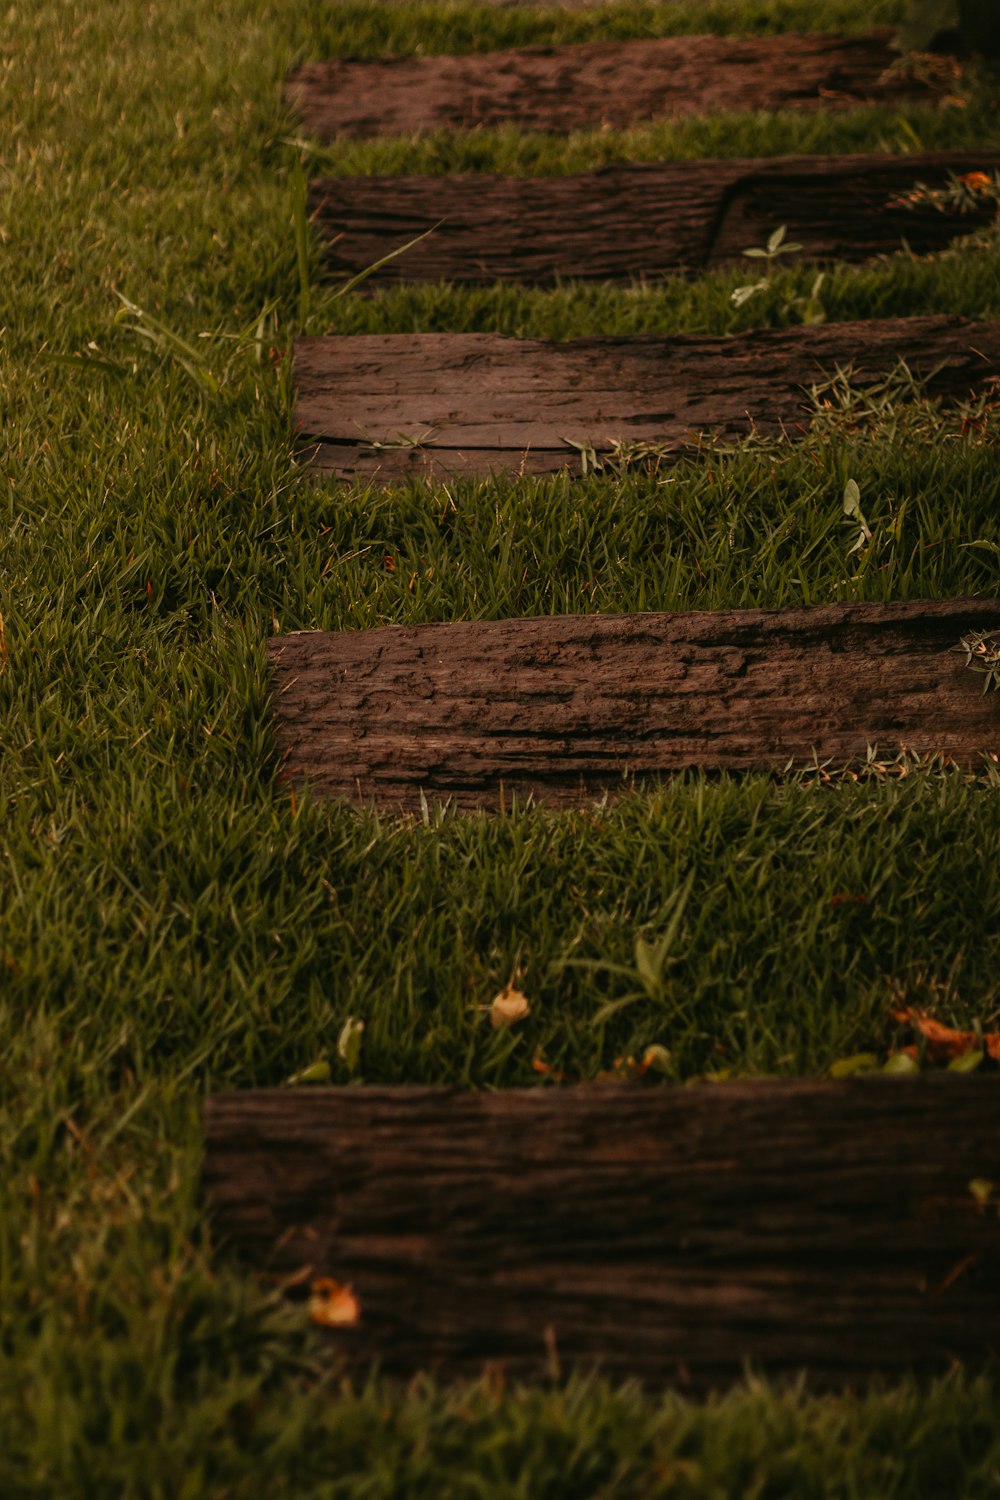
xmin=203 ymin=1080 xmax=1000 ymax=1386
xmin=294 ymin=314 xmax=1000 ymax=481
xmin=267 ymin=600 xmax=1000 ymax=812
xmin=201 ymin=16 xmax=1000 ymax=1388
xmin=314 ymin=152 xmax=1000 ymax=287
xmin=288 ymin=30 xmax=942 ymax=141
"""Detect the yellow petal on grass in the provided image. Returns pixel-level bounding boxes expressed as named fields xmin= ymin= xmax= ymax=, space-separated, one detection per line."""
xmin=490 ymin=985 xmax=531 ymax=1030
xmin=309 ymin=1277 xmax=361 ymax=1328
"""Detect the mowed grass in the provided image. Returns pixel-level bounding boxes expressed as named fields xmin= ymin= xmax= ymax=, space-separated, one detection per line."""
xmin=4 ymin=0 xmax=1000 ymax=1492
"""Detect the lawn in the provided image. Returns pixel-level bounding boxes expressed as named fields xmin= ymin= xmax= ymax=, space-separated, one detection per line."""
xmin=3 ymin=0 xmax=1000 ymax=1493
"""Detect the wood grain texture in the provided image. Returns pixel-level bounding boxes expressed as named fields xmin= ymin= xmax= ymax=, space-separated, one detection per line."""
xmin=287 ymin=31 xmax=933 ymax=140
xmin=311 ymin=152 xmax=1000 ymax=287
xmin=294 ymin=316 xmax=1000 ymax=482
xmin=354 ymin=0 xmax=701 ymax=6
xmin=266 ymin=599 xmax=1000 ymax=811
xmin=203 ymin=1080 xmax=1000 ymax=1386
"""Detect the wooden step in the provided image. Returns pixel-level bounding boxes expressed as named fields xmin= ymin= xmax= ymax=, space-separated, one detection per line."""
xmin=294 ymin=316 xmax=1000 ymax=482
xmin=312 ymin=152 xmax=1000 ymax=287
xmin=267 ymin=599 xmax=1000 ymax=812
xmin=287 ymin=31 xmax=936 ymax=141
xmin=203 ymin=1080 xmax=1000 ymax=1386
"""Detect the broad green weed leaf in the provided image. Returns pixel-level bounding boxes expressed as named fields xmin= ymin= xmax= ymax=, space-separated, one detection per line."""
xmin=842 ymin=479 xmax=863 ymax=519
xmin=883 ymin=1051 xmax=920 ymax=1074
xmin=948 ymin=1047 xmax=984 ymax=1072
xmin=285 ymin=1059 xmax=331 ymax=1086
xmin=829 ymin=1052 xmax=879 ymax=1078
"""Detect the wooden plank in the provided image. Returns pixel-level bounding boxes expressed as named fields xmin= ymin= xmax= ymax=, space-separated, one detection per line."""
xmin=266 ymin=599 xmax=1000 ymax=811
xmin=287 ymin=31 xmax=936 ymax=141
xmin=356 ymin=0 xmax=700 ymax=6
xmin=312 ymin=152 xmax=1000 ymax=287
xmin=203 ymin=1080 xmax=1000 ymax=1386
xmin=294 ymin=316 xmax=1000 ymax=481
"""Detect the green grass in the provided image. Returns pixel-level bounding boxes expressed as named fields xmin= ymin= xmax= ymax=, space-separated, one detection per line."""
xmin=284 ymin=0 xmax=910 ymax=57
xmin=4 ymin=0 xmax=1000 ymax=1493
xmin=304 ymin=102 xmax=1000 ymax=179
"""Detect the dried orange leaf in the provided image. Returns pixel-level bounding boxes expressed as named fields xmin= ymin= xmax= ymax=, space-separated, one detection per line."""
xmin=491 ymin=985 xmax=531 ymax=1030
xmin=309 ymin=1277 xmax=361 ymax=1328
xmin=595 ymin=1054 xmax=641 ymax=1084
xmin=891 ymin=1006 xmax=1000 ymax=1062
xmin=532 ymin=1055 xmax=567 ymax=1083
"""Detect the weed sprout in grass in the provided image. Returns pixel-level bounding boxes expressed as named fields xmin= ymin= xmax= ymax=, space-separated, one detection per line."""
xmin=957 ymin=631 xmax=1000 ymax=690
xmin=730 ymin=224 xmax=828 ymax=325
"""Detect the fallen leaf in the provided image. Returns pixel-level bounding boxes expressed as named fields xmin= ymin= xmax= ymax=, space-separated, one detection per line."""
xmin=309 ymin=1277 xmax=361 ymax=1328
xmin=829 ymin=1052 xmax=879 ymax=1078
xmin=491 ymin=985 xmax=531 ymax=1030
xmin=883 ymin=1050 xmax=920 ymax=1075
xmin=337 ymin=1016 xmax=365 ymax=1074
xmin=285 ymin=1059 xmax=331 ymax=1086
xmin=532 ymin=1055 xmax=568 ymax=1083
xmin=949 ymin=1048 xmax=984 ymax=1073
xmin=596 ymin=1054 xmax=641 ymax=1084
xmin=891 ymin=1007 xmax=1000 ymax=1063
xmin=641 ymin=1043 xmax=673 ymax=1076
